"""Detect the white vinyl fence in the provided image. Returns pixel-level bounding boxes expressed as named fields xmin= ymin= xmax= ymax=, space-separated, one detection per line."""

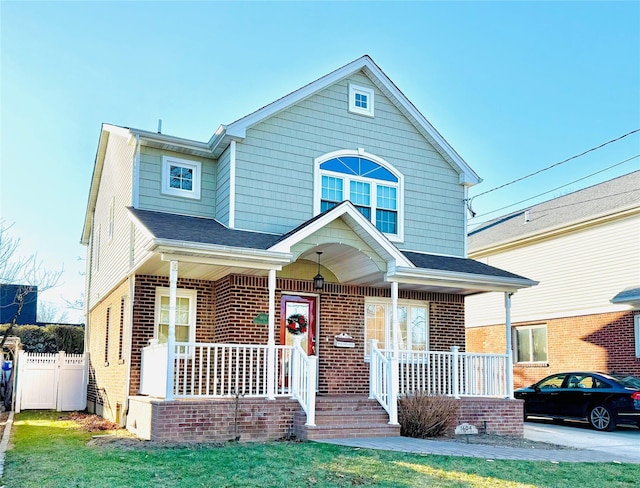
xmin=14 ymin=351 xmax=89 ymax=413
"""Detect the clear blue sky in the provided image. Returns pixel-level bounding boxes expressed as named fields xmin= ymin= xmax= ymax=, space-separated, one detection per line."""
xmin=1 ymin=1 xmax=639 ymax=322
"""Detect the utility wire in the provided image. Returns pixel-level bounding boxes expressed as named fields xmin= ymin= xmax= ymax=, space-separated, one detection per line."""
xmin=471 ymin=129 xmax=640 ymax=200
xmin=469 ymin=154 xmax=639 ymax=222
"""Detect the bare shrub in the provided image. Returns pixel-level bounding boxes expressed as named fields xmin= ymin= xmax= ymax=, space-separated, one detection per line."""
xmin=398 ymin=392 xmax=460 ymax=438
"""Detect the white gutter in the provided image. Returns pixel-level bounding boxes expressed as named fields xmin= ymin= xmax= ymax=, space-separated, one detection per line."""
xmin=153 ymin=239 xmax=292 ymax=265
xmin=387 ymin=266 xmax=538 ymax=293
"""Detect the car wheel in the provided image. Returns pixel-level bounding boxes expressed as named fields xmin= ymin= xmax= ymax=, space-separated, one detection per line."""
xmin=588 ymin=404 xmax=615 ymax=431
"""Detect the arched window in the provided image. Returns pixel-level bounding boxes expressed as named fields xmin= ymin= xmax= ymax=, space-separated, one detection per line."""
xmin=315 ymin=150 xmax=403 ymax=240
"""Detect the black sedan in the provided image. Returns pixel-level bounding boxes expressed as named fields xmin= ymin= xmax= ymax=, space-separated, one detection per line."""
xmin=515 ymin=372 xmax=640 ymax=431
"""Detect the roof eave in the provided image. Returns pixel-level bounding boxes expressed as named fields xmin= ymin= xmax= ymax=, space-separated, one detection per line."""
xmin=388 ymin=266 xmax=538 ymax=293
xmin=208 ymin=55 xmax=481 ymax=185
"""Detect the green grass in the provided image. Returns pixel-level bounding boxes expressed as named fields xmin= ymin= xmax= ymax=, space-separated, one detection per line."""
xmin=2 ymin=411 xmax=639 ymax=488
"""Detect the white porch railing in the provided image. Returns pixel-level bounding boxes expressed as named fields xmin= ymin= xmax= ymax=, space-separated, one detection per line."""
xmin=140 ymin=342 xmax=294 ymax=398
xmin=289 ymin=335 xmax=317 ymax=426
xmin=376 ymin=345 xmax=508 ymax=398
xmin=369 ymin=340 xmax=396 ymax=423
xmin=140 ymin=340 xmax=506 ymax=427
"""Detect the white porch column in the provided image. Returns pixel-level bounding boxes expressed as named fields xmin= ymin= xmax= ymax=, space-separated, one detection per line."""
xmin=266 ymin=269 xmax=276 ymax=400
xmin=166 ymin=260 xmax=178 ymax=401
xmin=505 ymin=292 xmax=514 ymax=399
xmin=389 ymin=281 xmax=399 ymax=425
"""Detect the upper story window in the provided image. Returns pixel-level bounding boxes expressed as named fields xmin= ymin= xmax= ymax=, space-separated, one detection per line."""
xmin=161 ymin=156 xmax=201 ymax=200
xmin=315 ymin=150 xmax=404 ymax=241
xmin=349 ymin=84 xmax=374 ymax=117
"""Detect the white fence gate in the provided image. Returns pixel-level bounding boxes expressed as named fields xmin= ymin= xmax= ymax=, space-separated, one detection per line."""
xmin=14 ymin=351 xmax=89 ymax=413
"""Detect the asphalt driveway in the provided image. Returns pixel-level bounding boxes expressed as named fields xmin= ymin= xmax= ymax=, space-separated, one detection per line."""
xmin=524 ymin=418 xmax=640 ymax=462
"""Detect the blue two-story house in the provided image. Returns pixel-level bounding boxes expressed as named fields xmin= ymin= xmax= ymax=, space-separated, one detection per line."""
xmin=81 ymin=55 xmax=535 ymax=442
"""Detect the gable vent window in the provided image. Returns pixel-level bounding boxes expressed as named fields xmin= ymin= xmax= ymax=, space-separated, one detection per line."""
xmin=316 ymin=150 xmax=404 ymax=241
xmin=161 ymin=156 xmax=202 ymax=200
xmin=349 ymin=84 xmax=374 ymax=117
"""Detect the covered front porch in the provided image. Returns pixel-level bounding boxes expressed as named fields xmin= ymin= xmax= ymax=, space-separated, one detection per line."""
xmin=124 ymin=204 xmax=535 ymax=441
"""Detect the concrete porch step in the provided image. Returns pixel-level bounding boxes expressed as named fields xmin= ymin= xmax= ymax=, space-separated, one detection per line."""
xmin=294 ymin=395 xmax=400 ymax=441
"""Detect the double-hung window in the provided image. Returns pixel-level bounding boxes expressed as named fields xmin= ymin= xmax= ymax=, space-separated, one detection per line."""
xmin=154 ymin=288 xmax=197 ymax=344
xmin=317 ymin=151 xmax=403 ymax=240
xmin=364 ymin=299 xmax=428 ymax=357
xmin=161 ymin=156 xmax=202 ymax=199
xmin=514 ymin=324 xmax=548 ymax=363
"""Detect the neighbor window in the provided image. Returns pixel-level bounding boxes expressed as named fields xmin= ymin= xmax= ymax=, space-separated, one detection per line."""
xmin=364 ymin=300 xmax=428 ymax=356
xmin=317 ymin=151 xmax=403 ymax=239
xmin=161 ymin=156 xmax=201 ymax=199
xmin=514 ymin=324 xmax=548 ymax=363
xmin=349 ymin=83 xmax=375 ymax=117
xmin=154 ymin=288 xmax=197 ymax=344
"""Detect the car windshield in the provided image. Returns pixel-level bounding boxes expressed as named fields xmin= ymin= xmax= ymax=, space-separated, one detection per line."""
xmin=611 ymin=375 xmax=640 ymax=389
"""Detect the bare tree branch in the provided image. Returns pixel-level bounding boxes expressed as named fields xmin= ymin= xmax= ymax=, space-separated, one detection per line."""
xmin=0 ymin=220 xmax=64 ymax=344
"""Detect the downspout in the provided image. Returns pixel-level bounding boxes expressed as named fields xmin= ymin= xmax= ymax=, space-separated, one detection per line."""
xmin=122 ymin=274 xmax=135 ymax=427
xmin=505 ymin=292 xmax=514 ymax=399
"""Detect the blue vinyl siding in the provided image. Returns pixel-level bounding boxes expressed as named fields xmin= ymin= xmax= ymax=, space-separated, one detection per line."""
xmin=138 ymin=147 xmax=217 ymax=218
xmin=233 ymin=72 xmax=465 ymax=256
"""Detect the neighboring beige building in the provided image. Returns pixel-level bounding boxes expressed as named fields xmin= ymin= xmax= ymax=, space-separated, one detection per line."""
xmin=466 ymin=171 xmax=640 ymax=389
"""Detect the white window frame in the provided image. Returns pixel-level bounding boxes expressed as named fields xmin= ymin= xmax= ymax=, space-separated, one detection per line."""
xmin=314 ymin=149 xmax=404 ymax=242
xmin=513 ymin=324 xmax=548 ymax=364
xmin=364 ymin=299 xmax=429 ymax=358
xmin=161 ymin=156 xmax=202 ymax=200
xmin=634 ymin=314 xmax=640 ymax=358
xmin=349 ymin=83 xmax=375 ymax=117
xmin=154 ymin=287 xmax=197 ymax=346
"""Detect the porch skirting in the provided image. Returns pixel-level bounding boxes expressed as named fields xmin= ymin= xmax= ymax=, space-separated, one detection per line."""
xmin=126 ymin=396 xmax=300 ymax=442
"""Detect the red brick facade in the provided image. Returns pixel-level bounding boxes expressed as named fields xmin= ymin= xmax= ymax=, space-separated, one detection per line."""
xmin=90 ymin=272 xmax=506 ymax=438
xmin=466 ymin=310 xmax=640 ymax=389
xmin=124 ymin=274 xmax=467 ymax=398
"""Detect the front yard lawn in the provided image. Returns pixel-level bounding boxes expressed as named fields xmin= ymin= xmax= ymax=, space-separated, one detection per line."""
xmin=2 ymin=411 xmax=639 ymax=487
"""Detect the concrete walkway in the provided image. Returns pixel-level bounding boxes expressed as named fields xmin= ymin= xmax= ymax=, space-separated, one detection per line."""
xmin=0 ymin=411 xmax=14 ymax=477
xmin=317 ymin=433 xmax=640 ymax=464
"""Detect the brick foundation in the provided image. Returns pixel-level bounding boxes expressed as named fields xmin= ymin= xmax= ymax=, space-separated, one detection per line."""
xmin=127 ymin=396 xmax=300 ymax=442
xmin=454 ymin=397 xmax=524 ymax=436
xmin=126 ymin=395 xmax=522 ymax=441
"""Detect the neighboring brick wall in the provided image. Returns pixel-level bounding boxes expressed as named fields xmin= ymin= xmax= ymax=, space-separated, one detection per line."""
xmin=86 ymin=279 xmax=130 ymax=424
xmin=148 ymin=398 xmax=300 ymax=442
xmin=466 ymin=310 xmax=640 ymax=389
xmin=455 ymin=398 xmax=524 ymax=436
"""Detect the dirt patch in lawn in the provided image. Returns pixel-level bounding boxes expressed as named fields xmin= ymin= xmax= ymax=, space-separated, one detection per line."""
xmin=432 ymin=433 xmax=577 ymax=450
